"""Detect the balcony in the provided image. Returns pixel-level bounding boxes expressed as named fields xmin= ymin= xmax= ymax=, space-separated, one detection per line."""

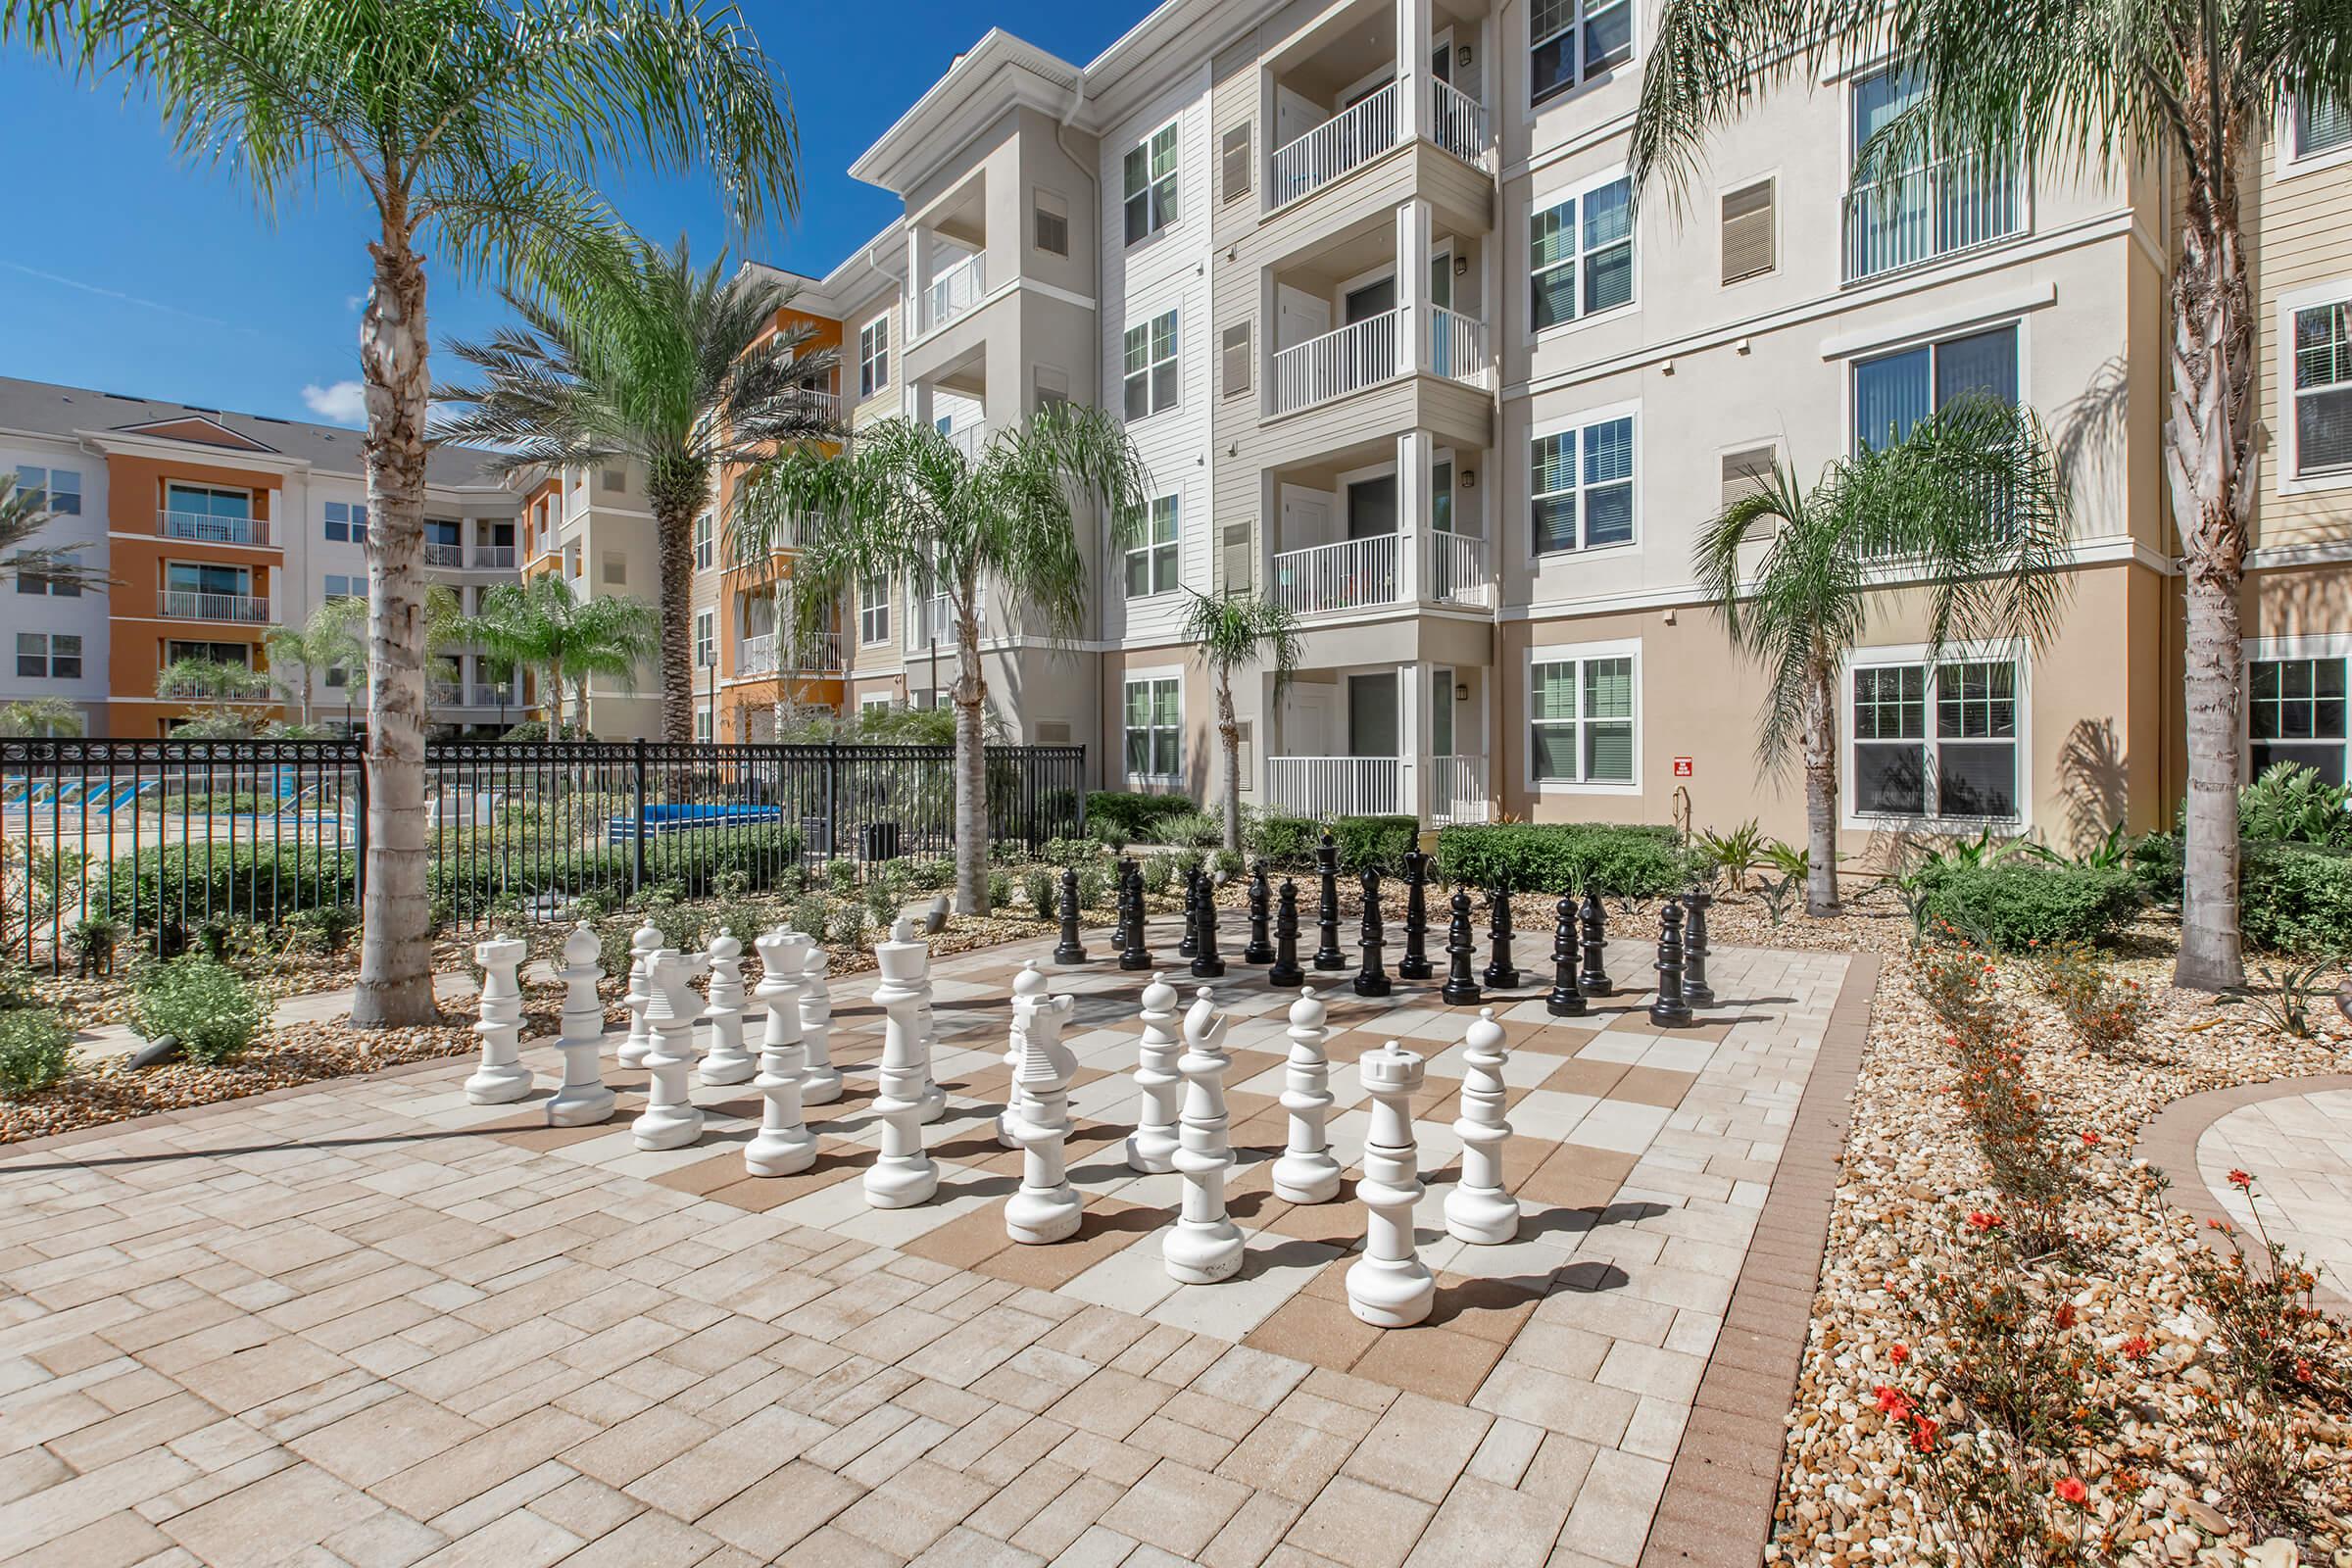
xmin=1429 ymin=308 xmax=1488 ymax=388
xmin=1842 ymin=156 xmax=2022 ymax=282
xmin=470 ymin=544 xmax=516 ymax=569
xmin=1272 ymin=82 xmax=1398 ymax=210
xmin=944 ymin=422 xmax=990 ymax=463
xmin=158 ymin=589 xmax=270 ymax=623
xmin=1272 ymin=535 xmax=1399 ymax=616
xmin=736 ymin=631 xmax=843 ymax=676
xmin=470 ymin=685 xmax=516 ymax=709
xmin=1263 ymin=753 xmax=1493 ymax=823
xmin=1429 ymin=756 xmax=1491 ymax=824
xmin=1268 ymin=308 xmax=1488 ymax=417
xmin=158 ymin=510 xmax=268 ymax=547
xmin=1431 ymin=80 xmax=1488 ymax=170
xmin=422 ymin=542 xmax=464 ymax=567
xmin=1429 ymin=531 xmax=1491 ymax=608
xmin=428 ymin=681 xmax=464 ymax=706
xmin=919 ymin=252 xmax=987 ymax=335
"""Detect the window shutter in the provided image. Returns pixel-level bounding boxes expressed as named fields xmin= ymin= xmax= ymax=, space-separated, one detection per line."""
xmin=1720 ymin=179 xmax=1775 ymax=284
xmin=1036 ymin=720 xmax=1072 ymax=745
xmin=1236 ymin=720 xmax=1254 ymax=790
xmin=1221 ymin=320 xmax=1252 ymax=398
xmin=1221 ymin=123 xmax=1251 ymax=202
xmin=1033 ymin=190 xmax=1070 ymax=257
xmin=1721 ymin=445 xmax=1777 ymax=510
xmin=1218 ymin=520 xmax=1254 ymax=594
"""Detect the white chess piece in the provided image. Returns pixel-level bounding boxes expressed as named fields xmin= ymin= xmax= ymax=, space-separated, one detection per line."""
xmin=1446 ymin=1008 xmax=1521 ymax=1245
xmin=890 ymin=917 xmax=946 ymax=1125
xmin=699 ymin=928 xmax=755 ymax=1086
xmin=1005 ymin=988 xmax=1082 ymax=1245
xmin=1348 ymin=1041 xmax=1435 ymax=1327
xmin=797 ymin=940 xmax=842 ymax=1104
xmin=547 ymin=922 xmax=615 ymax=1126
xmin=465 ymin=935 xmax=532 ymax=1104
xmin=864 ymin=922 xmax=939 ymax=1207
xmin=745 ymin=928 xmax=817 ymax=1177
xmin=619 ymin=919 xmax=662 ymax=1070
xmin=1000 ymin=960 xmax=1051 ymax=1150
xmin=632 ymin=950 xmax=707 ymax=1151
xmin=1124 ymin=972 xmax=1180 ymax=1173
xmin=1163 ymin=988 xmax=1245 ymax=1285
xmin=1272 ymin=987 xmax=1342 ymax=1203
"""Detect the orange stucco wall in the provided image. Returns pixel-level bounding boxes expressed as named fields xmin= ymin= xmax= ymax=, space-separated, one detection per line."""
xmin=105 ymin=452 xmax=285 ymax=731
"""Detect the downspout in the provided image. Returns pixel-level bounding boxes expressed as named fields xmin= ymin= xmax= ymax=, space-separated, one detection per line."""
xmin=1057 ymin=69 xmax=1103 ymax=790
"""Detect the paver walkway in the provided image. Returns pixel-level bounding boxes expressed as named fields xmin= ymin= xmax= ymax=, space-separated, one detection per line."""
xmin=0 ymin=919 xmax=1863 ymax=1568
xmin=2199 ymin=1087 xmax=2352 ymax=1303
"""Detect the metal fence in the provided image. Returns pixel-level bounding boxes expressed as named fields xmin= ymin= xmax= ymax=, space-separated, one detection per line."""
xmin=0 ymin=737 xmax=1087 ymax=969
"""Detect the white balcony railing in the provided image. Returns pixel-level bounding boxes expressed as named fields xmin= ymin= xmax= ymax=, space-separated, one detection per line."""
xmin=1430 ymin=530 xmax=1492 ymax=608
xmin=1271 ymin=534 xmax=1401 ymax=617
xmin=471 ymin=544 xmax=516 ymax=569
xmin=737 ymin=631 xmax=843 ymax=676
xmin=1842 ymin=157 xmax=2022 ymax=282
xmin=1432 ymin=79 xmax=1488 ymax=169
xmin=1271 ymin=310 xmax=1401 ymax=416
xmin=921 ymin=251 xmax=987 ymax=334
xmin=158 ymin=589 xmax=270 ymax=623
xmin=1429 ymin=307 xmax=1488 ymax=387
xmin=158 ymin=510 xmax=268 ymax=547
xmin=1265 ymin=756 xmax=1402 ymax=818
xmin=1271 ymin=80 xmax=1399 ymax=208
xmin=914 ymin=593 xmax=958 ymax=646
xmin=428 ymin=682 xmax=464 ymax=706
xmin=944 ymin=421 xmax=990 ymax=463
xmin=1430 ymin=756 xmax=1491 ymax=824
xmin=422 ymin=542 xmax=464 ymax=567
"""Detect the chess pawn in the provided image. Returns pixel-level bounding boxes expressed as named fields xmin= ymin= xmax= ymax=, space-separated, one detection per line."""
xmin=1354 ymin=867 xmax=1391 ymax=998
xmin=1441 ymin=888 xmax=1483 ymax=1006
xmin=1126 ymin=972 xmax=1182 ymax=1173
xmin=1271 ymin=987 xmax=1342 ymax=1204
xmin=1054 ymin=866 xmax=1088 ymax=964
xmin=745 ymin=928 xmax=817 ymax=1177
xmin=1396 ymin=850 xmax=1433 ymax=981
xmin=797 ymin=941 xmax=842 ymax=1104
xmin=1683 ymin=887 xmax=1717 ymax=1008
xmin=1190 ymin=870 xmax=1226 ymax=979
xmin=1483 ymin=887 xmax=1521 ymax=989
xmin=1312 ymin=833 xmax=1347 ymax=970
xmin=1446 ymin=1008 xmax=1521 ymax=1245
xmin=1177 ymin=867 xmax=1200 ymax=958
xmin=1348 ymin=1041 xmax=1435 ymax=1327
xmin=1578 ymin=891 xmax=1612 ymax=994
xmin=632 ymin=949 xmax=707 ymax=1151
xmin=466 ymin=935 xmax=532 ymax=1104
xmin=1005 ymin=989 xmax=1083 ymax=1245
xmin=1243 ymin=860 xmax=1276 ymax=964
xmin=864 ymin=921 xmax=940 ymax=1207
xmin=619 ymin=919 xmax=663 ymax=1070
xmin=1000 ymin=959 xmax=1052 ymax=1150
xmin=698 ymin=929 xmax=756 ymax=1086
xmin=1117 ymin=859 xmax=1153 ymax=971
xmin=548 ymin=923 xmax=615 ymax=1126
xmin=1649 ymin=899 xmax=1694 ymax=1028
xmin=1545 ymin=893 xmax=1588 ymax=1018
xmin=1267 ymin=879 xmax=1305 ymax=989
xmin=1163 ymin=988 xmax=1245 ymax=1284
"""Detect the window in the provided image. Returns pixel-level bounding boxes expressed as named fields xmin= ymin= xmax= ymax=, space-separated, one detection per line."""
xmin=1531 ymin=414 xmax=1636 ymax=555
xmin=859 ymin=577 xmax=890 ymax=645
xmin=2292 ymin=91 xmax=2351 ymax=162
xmin=694 ymin=611 xmax=714 ymax=669
xmin=1531 ymin=0 xmax=1632 ymax=106
xmin=1126 ymin=496 xmax=1180 ymax=599
xmin=1123 ymin=676 xmax=1181 ymax=781
xmin=168 ymin=641 xmax=248 ymax=668
xmin=1853 ymin=323 xmax=2018 ymax=452
xmin=12 ymin=551 xmax=81 ymax=597
xmin=1220 ymin=123 xmax=1252 ymax=203
xmin=1124 ymin=122 xmax=1180 ymax=244
xmin=323 ymin=500 xmax=368 ymax=543
xmin=2291 ymin=300 xmax=2352 ymax=478
xmin=602 ymin=552 xmax=626 ymax=586
xmin=14 ymin=466 xmax=81 ymax=514
xmin=695 ymin=513 xmax=714 ymax=571
xmin=601 ymin=467 xmax=627 ymax=492
xmin=2250 ymin=657 xmax=2348 ymax=783
xmin=16 ymin=632 xmax=81 ymax=679
xmin=1221 ymin=321 xmax=1252 ymax=399
xmin=1851 ymin=659 xmax=2021 ymax=819
xmin=1035 ymin=367 xmax=1070 ymax=411
xmin=1720 ymin=179 xmax=1775 ymax=284
xmin=1531 ymin=176 xmax=1633 ymax=330
xmin=1033 ymin=189 xmax=1070 ymax=257
xmin=1721 ymin=445 xmax=1777 ymax=510
xmin=1530 ymin=653 xmax=1635 ymax=785
xmin=858 ymin=314 xmax=890 ymax=399
xmin=860 ymin=693 xmax=894 ymax=715
xmin=323 ymin=574 xmax=362 ymax=602
xmin=1123 ymin=311 xmax=1180 ymax=420
xmin=694 ymin=708 xmax=713 ymax=743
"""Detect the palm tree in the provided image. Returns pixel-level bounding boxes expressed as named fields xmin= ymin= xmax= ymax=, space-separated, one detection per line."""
xmin=265 ymin=600 xmax=366 ymax=731
xmin=5 ymin=1 xmax=799 ymax=1026
xmin=1692 ymin=398 xmax=2074 ymax=915
xmin=0 ymin=697 xmax=82 ymax=737
xmin=1633 ymin=0 xmax=2352 ymax=981
xmin=157 ymin=657 xmax=274 ymax=738
xmin=735 ymin=408 xmax=1150 ymax=913
xmin=1179 ymin=590 xmax=1300 ymax=853
xmin=434 ymin=239 xmax=840 ymax=741
xmin=0 ymin=471 xmax=103 ymax=591
xmin=457 ymin=576 xmax=659 ymax=738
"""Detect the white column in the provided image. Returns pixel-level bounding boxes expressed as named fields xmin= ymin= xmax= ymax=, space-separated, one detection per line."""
xmin=1395 ymin=200 xmax=1432 ymax=378
xmin=1401 ymin=658 xmax=1430 ymax=826
xmin=906 ymin=226 xmax=929 ymax=333
xmin=1396 ymin=426 xmax=1428 ymax=607
xmin=1396 ymin=0 xmax=1432 ymax=145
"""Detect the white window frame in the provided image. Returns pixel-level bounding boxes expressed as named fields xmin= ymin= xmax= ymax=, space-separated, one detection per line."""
xmin=694 ymin=706 xmax=713 ymax=743
xmin=1122 ymin=119 xmax=1181 ymax=246
xmin=1840 ymin=643 xmax=2033 ymax=832
xmin=859 ymin=691 xmax=894 ymax=716
xmin=13 ymin=465 xmax=81 ymax=515
xmin=1125 ymin=494 xmax=1181 ymax=600
xmin=16 ymin=631 xmax=82 ymax=680
xmin=2280 ymin=91 xmax=2352 ymax=178
xmin=1527 ymin=0 xmax=1634 ymax=116
xmin=694 ymin=609 xmax=715 ymax=669
xmin=12 ymin=548 xmax=83 ymax=598
xmin=1524 ymin=639 xmax=1641 ymax=795
xmin=858 ymin=313 xmax=890 ymax=400
xmin=1528 ymin=401 xmax=1640 ymax=561
xmin=322 ymin=498 xmax=366 ymax=543
xmin=1123 ymin=310 xmax=1181 ymax=422
xmin=1122 ymin=668 xmax=1184 ymax=787
xmin=694 ymin=513 xmax=714 ymax=571
xmin=858 ymin=577 xmax=891 ymax=646
xmin=2245 ymin=634 xmax=2352 ymax=784
xmin=1527 ymin=168 xmax=1636 ymax=340
xmin=2278 ymin=277 xmax=2352 ymax=495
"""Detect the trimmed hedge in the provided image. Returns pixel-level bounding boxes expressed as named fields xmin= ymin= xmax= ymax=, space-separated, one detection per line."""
xmin=1330 ymin=815 xmax=1420 ymax=874
xmin=2240 ymin=843 xmax=2352 ymax=956
xmin=1432 ymin=822 xmax=1690 ymax=897
xmin=102 ymin=845 xmax=359 ymax=931
xmin=1249 ymin=814 xmax=1321 ymax=868
xmin=1086 ymin=791 xmax=1197 ymax=838
xmin=1916 ymin=859 xmax=2141 ymax=952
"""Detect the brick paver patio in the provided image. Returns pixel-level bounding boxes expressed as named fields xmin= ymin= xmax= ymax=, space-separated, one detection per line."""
xmin=0 ymin=917 xmax=1868 ymax=1567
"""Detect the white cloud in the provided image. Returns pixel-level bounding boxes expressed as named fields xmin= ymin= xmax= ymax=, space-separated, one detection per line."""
xmin=301 ymin=380 xmax=368 ymax=427
xmin=345 ymin=294 xmax=365 ymax=312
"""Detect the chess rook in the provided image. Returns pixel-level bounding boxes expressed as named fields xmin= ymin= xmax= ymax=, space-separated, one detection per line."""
xmin=698 ymin=929 xmax=755 ymax=1086
xmin=1163 ymin=988 xmax=1245 ymax=1284
xmin=465 ymin=935 xmax=532 ymax=1105
xmin=1353 ymin=867 xmax=1391 ymax=998
xmin=549 ymin=923 xmax=616 ymax=1126
xmin=632 ymin=949 xmax=707 ymax=1151
xmin=1267 ymin=879 xmax=1305 ymax=988
xmin=1126 ymin=972 xmax=1182 ymax=1173
xmin=745 ymin=928 xmax=817 ymax=1177
xmin=1396 ymin=850 xmax=1433 ymax=981
xmin=1054 ymin=866 xmax=1088 ymax=964
xmin=1005 ymin=984 xmax=1083 ymax=1245
xmin=1578 ymin=891 xmax=1611 ymax=994
xmin=1441 ymin=887 xmax=1483 ymax=1005
xmin=1545 ymin=894 xmax=1588 ymax=1017
xmin=1243 ymin=859 xmax=1276 ymax=963
xmin=1271 ymin=987 xmax=1342 ymax=1204
xmin=1348 ymin=1041 xmax=1435 ymax=1327
xmin=619 ymin=919 xmax=662 ymax=1071
xmin=1649 ymin=898 xmax=1694 ymax=1028
xmin=797 ymin=941 xmax=843 ymax=1104
xmin=864 ymin=922 xmax=941 ymax=1207
xmin=1312 ymin=832 xmax=1347 ymax=970
xmin=1446 ymin=1008 xmax=1521 ymax=1245
xmin=1683 ymin=886 xmax=1716 ymax=1008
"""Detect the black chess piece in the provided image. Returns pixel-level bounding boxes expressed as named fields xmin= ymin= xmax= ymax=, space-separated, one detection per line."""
xmin=1243 ymin=859 xmax=1276 ymax=963
xmin=1054 ymin=866 xmax=1088 ymax=964
xmin=1396 ymin=849 xmax=1433 ymax=981
xmin=1311 ymin=832 xmax=1347 ymax=971
xmin=1649 ymin=898 xmax=1693 ymax=1028
xmin=1683 ymin=886 xmax=1716 ymax=1008
xmin=1546 ymin=892 xmax=1587 ymax=1016
xmin=1578 ymin=889 xmax=1611 ymax=994
xmin=1118 ymin=858 xmax=1152 ymax=971
xmin=1191 ymin=867 xmax=1227 ymax=978
xmin=1177 ymin=867 xmax=1200 ymax=958
xmin=1482 ymin=886 xmax=1521 ymax=990
xmin=1353 ymin=867 xmax=1391 ymax=998
xmin=1268 ymin=879 xmax=1305 ymax=988
xmin=1440 ymin=887 xmax=1482 ymax=1005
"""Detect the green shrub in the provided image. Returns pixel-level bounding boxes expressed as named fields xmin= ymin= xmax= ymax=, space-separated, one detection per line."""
xmin=1086 ymin=791 xmax=1196 ymax=838
xmin=2128 ymin=830 xmax=2183 ymax=903
xmin=1149 ymin=810 xmax=1222 ymax=849
xmin=826 ymin=857 xmax=858 ymax=896
xmin=986 ymin=868 xmax=1011 ymax=908
xmin=1247 ymin=814 xmax=1322 ymax=868
xmin=1914 ymin=860 xmax=2141 ymax=952
xmin=2239 ymin=761 xmax=2352 ymax=847
xmin=1043 ymin=836 xmax=1110 ymax=869
xmin=863 ymin=878 xmax=900 ymax=931
xmin=903 ymin=858 xmax=955 ymax=892
xmin=1434 ymin=822 xmax=1690 ymax=897
xmin=2240 ymin=843 xmax=2352 ymax=956
xmin=1023 ymin=869 xmax=1058 ymax=919
xmin=102 ymin=844 xmax=359 ymax=933
xmin=0 ymin=1008 xmax=73 ymax=1098
xmin=278 ymin=904 xmax=359 ymax=956
xmin=1329 ymin=815 xmax=1419 ymax=875
xmin=1140 ymin=857 xmax=1173 ymax=896
xmin=830 ymin=902 xmax=869 ymax=949
xmin=1211 ymin=848 xmax=1245 ymax=880
xmin=132 ymin=960 xmax=264 ymax=1064
xmin=1078 ymin=867 xmax=1109 ymax=908
xmin=791 ymin=893 xmax=829 ymax=939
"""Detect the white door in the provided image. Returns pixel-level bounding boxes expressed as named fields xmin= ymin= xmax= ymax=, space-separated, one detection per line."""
xmin=1281 ymin=682 xmax=1337 ymax=756
xmin=1277 ymin=285 xmax=1331 ymax=353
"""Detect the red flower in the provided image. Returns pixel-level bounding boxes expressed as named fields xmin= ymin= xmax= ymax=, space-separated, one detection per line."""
xmin=2296 ymin=1358 xmax=2315 ymax=1383
xmin=1909 ymin=1417 xmax=1939 ymax=1452
xmin=1889 ymin=1343 xmax=1911 ymax=1365
xmin=1966 ymin=1210 xmax=2002 ymax=1232
xmin=2081 ymin=1131 xmax=2101 ymax=1147
xmin=2054 ymin=1302 xmax=2078 ymax=1330
xmin=2055 ymin=1477 xmax=2087 ymax=1506
xmin=2229 ymin=1169 xmax=2255 ymax=1190
xmin=2121 ymin=1335 xmax=2152 ymax=1361
xmin=1873 ymin=1385 xmax=1912 ymax=1417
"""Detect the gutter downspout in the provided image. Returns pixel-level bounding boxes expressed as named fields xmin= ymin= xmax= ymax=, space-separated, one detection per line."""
xmin=1056 ymin=71 xmax=1107 ymax=793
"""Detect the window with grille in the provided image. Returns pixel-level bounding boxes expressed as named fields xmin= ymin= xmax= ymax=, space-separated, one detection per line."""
xmin=1123 ymin=677 xmax=1181 ymax=782
xmin=1531 ymin=415 xmax=1636 ymax=555
xmin=1720 ymin=179 xmax=1775 ymax=284
xmin=1123 ymin=311 xmax=1180 ymax=420
xmin=2292 ymin=300 xmax=2352 ymax=477
xmin=1531 ymin=175 xmax=1634 ymax=330
xmin=1125 ymin=496 xmax=1180 ymax=599
xmin=1220 ymin=123 xmax=1251 ymax=203
xmin=14 ymin=632 xmax=81 ymax=679
xmin=1851 ymin=659 xmax=2020 ymax=819
xmin=13 ymin=465 xmax=80 ymax=514
xmin=694 ymin=513 xmax=714 ymax=571
xmin=1123 ymin=122 xmax=1179 ymax=244
xmin=858 ymin=314 xmax=890 ymax=399
xmin=1530 ymin=653 xmax=1635 ymax=784
xmin=1532 ymin=0 xmax=1632 ymax=107
xmin=2249 ymin=657 xmax=2349 ymax=783
xmin=2293 ymin=92 xmax=2351 ymax=161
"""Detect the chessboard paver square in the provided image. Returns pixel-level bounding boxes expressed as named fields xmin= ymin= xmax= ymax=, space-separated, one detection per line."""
xmin=1348 ymin=1322 xmax=1507 ymax=1404
xmin=1603 ymin=1066 xmax=1694 ymax=1109
xmin=1148 ymin=1231 xmax=1340 ymax=1338
xmin=974 ymin=1199 xmax=1167 ymax=1292
xmin=1421 ymin=1039 xmax=1561 ymax=1088
xmin=1243 ymin=1287 xmax=1383 ymax=1373
xmin=1504 ymin=1090 xmax=1601 ymax=1144
xmin=1563 ymin=1102 xmax=1675 ymax=1157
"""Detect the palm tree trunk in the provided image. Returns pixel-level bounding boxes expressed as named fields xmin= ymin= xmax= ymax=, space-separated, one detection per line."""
xmin=648 ymin=478 xmax=699 ymax=745
xmin=351 ymin=216 xmax=436 ymax=1028
xmin=1217 ymin=667 xmax=1242 ymax=853
xmin=953 ymin=594 xmax=988 ymax=915
xmin=573 ymin=676 xmax=590 ymax=738
xmin=1801 ymin=660 xmax=1840 ymax=916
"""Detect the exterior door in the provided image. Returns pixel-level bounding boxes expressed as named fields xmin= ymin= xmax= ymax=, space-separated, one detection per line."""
xmin=1348 ymin=671 xmax=1400 ymax=757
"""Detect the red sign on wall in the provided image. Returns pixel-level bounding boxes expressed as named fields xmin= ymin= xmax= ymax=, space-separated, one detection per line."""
xmin=1672 ymin=757 xmax=1693 ymax=777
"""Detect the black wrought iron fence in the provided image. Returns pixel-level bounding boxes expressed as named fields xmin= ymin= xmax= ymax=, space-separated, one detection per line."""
xmin=0 ymin=737 xmax=1086 ymax=969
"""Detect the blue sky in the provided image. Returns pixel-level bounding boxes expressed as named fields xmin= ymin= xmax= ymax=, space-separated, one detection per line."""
xmin=0 ymin=2 xmax=1140 ymax=427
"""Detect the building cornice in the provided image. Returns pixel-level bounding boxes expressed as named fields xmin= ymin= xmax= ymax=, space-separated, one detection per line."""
xmin=850 ymin=30 xmax=1083 ymax=195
